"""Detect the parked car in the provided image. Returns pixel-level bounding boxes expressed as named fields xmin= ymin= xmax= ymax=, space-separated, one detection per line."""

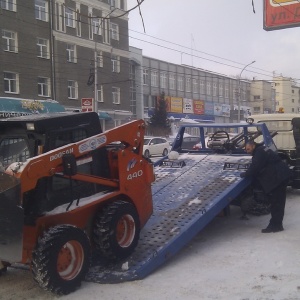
xmin=181 ymin=136 xmax=201 ymax=150
xmin=143 ymin=137 xmax=170 ymax=158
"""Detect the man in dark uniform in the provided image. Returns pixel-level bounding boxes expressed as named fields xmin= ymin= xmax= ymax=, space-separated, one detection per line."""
xmin=240 ymin=140 xmax=291 ymax=233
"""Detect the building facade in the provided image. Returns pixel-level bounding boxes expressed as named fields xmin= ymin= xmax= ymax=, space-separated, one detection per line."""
xmin=0 ymin=0 xmax=131 ymax=128
xmin=250 ymin=80 xmax=276 ymax=114
xmin=273 ymin=76 xmax=300 ymax=113
xmin=130 ymin=47 xmax=255 ymax=125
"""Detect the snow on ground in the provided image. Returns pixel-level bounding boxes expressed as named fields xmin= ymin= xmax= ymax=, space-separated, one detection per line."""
xmin=1 ymin=188 xmax=300 ymax=300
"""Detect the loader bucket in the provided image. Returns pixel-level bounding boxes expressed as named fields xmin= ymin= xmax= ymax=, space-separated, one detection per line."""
xmin=0 ymin=172 xmax=23 ymax=263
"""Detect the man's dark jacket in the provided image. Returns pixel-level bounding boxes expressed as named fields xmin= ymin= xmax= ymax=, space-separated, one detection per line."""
xmin=244 ymin=145 xmax=291 ymax=194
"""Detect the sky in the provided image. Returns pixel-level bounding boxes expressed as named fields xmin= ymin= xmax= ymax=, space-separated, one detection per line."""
xmin=127 ymin=0 xmax=300 ymax=82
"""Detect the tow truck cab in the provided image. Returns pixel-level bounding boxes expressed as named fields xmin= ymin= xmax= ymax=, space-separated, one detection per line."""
xmin=247 ymin=114 xmax=300 ymax=188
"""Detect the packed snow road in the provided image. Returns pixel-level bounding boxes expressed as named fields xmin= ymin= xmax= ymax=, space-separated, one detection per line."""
xmin=1 ymin=188 xmax=300 ymax=300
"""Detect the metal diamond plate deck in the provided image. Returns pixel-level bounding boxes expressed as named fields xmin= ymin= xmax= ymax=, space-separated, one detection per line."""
xmin=86 ymin=153 xmax=251 ymax=284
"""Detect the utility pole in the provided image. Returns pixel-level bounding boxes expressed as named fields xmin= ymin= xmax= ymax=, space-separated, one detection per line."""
xmin=238 ymin=60 xmax=255 ymax=123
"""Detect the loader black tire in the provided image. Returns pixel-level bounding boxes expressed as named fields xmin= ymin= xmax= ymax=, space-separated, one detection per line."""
xmin=144 ymin=149 xmax=150 ymax=158
xmin=32 ymin=225 xmax=91 ymax=295
xmin=93 ymin=200 xmax=140 ymax=261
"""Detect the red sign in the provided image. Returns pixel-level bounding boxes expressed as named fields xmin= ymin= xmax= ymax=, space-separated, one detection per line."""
xmin=81 ymin=98 xmax=94 ymax=112
xmin=264 ymin=0 xmax=300 ymax=31
xmin=193 ymin=100 xmax=205 ymax=115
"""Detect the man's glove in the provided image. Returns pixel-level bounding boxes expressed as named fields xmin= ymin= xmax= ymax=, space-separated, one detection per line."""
xmin=240 ymin=172 xmax=246 ymax=178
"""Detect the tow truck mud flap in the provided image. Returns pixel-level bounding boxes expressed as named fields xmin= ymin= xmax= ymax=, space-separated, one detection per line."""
xmin=86 ymin=154 xmax=251 ymax=284
xmin=0 ymin=172 xmax=23 ymax=263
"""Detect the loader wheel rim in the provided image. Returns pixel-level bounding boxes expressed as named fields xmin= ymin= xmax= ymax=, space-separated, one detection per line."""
xmin=57 ymin=240 xmax=84 ymax=280
xmin=116 ymin=214 xmax=136 ymax=247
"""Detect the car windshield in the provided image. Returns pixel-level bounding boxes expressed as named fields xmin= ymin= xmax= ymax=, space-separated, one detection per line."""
xmin=0 ymin=137 xmax=30 ymax=169
xmin=143 ymin=138 xmax=151 ymax=145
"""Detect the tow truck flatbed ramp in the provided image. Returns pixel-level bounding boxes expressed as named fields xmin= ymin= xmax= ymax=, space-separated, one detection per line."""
xmin=86 ymin=153 xmax=251 ymax=284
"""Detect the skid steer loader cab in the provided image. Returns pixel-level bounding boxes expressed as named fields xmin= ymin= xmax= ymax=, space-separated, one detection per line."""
xmin=0 ymin=112 xmax=103 ymax=262
xmin=0 ymin=112 xmax=102 ymax=169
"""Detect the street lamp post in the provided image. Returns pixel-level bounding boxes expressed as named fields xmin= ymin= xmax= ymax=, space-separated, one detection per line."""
xmin=238 ymin=60 xmax=256 ymax=123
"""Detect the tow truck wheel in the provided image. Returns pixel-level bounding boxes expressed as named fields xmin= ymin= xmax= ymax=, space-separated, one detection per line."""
xmin=93 ymin=200 xmax=140 ymax=261
xmin=32 ymin=225 xmax=91 ymax=295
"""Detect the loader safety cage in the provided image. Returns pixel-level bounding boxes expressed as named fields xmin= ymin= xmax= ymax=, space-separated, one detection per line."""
xmin=86 ymin=122 xmax=277 ymax=283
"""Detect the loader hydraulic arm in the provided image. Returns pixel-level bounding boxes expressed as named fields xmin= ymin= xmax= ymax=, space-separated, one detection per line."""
xmin=10 ymin=120 xmax=146 ymax=193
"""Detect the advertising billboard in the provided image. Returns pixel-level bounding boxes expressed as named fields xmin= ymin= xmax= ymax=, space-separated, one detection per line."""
xmin=170 ymin=97 xmax=183 ymax=113
xmin=264 ymin=0 xmax=300 ymax=30
xmin=183 ymin=98 xmax=194 ymax=114
xmin=193 ymin=100 xmax=205 ymax=115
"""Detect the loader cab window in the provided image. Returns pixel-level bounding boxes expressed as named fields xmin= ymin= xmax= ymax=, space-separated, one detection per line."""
xmin=49 ymin=128 xmax=87 ymax=149
xmin=0 ymin=138 xmax=30 ymax=169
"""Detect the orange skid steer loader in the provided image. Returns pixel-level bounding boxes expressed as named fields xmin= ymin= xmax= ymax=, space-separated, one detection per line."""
xmin=0 ymin=112 xmax=154 ymax=294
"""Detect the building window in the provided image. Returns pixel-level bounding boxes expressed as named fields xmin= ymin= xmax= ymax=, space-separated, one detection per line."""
xmin=186 ymin=77 xmax=191 ymax=92
xmin=206 ymin=82 xmax=211 ymax=95
xmin=68 ymin=80 xmax=78 ymax=99
xmin=169 ymin=74 xmax=175 ymax=90
xmin=292 ymin=99 xmax=295 ymax=103
xmin=4 ymin=72 xmax=19 ymax=94
xmin=178 ymin=76 xmax=184 ymax=91
xmin=150 ymin=96 xmax=156 ymax=108
xmin=213 ymin=83 xmax=217 ymax=96
xmin=112 ymin=87 xmax=120 ymax=104
xmin=219 ymin=83 xmax=223 ymax=97
xmin=1 ymin=0 xmax=16 ymax=11
xmin=254 ymin=107 xmax=260 ymax=113
xmin=143 ymin=69 xmax=149 ymax=85
xmin=129 ymin=64 xmax=135 ymax=80
xmin=97 ymin=85 xmax=103 ymax=102
xmin=143 ymin=94 xmax=149 ymax=109
xmin=225 ymin=84 xmax=229 ymax=98
xmin=200 ymin=80 xmax=204 ymax=93
xmin=2 ymin=30 xmax=17 ymax=53
xmin=102 ymin=19 xmax=110 ymax=44
xmin=192 ymin=78 xmax=198 ymax=93
xmin=55 ymin=2 xmax=65 ymax=32
xmin=151 ymin=71 xmax=158 ymax=87
xmin=35 ymin=0 xmax=48 ymax=22
xmin=292 ymin=108 xmax=295 ymax=112
xmin=160 ymin=72 xmax=167 ymax=89
xmin=76 ymin=7 xmax=81 ymax=36
xmin=92 ymin=17 xmax=101 ymax=35
xmin=110 ymin=23 xmax=119 ymax=40
xmin=66 ymin=44 xmax=76 ymax=63
xmin=95 ymin=51 xmax=103 ymax=68
xmin=111 ymin=55 xmax=120 ymax=72
xmin=65 ymin=6 xmax=74 ymax=28
xmin=36 ymin=38 xmax=49 ymax=58
xmin=38 ymin=77 xmax=50 ymax=97
xmin=254 ymin=95 xmax=261 ymax=100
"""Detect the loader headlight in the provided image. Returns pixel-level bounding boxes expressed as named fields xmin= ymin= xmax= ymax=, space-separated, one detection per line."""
xmin=26 ymin=123 xmax=35 ymax=130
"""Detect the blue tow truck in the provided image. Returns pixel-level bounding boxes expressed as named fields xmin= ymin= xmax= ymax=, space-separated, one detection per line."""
xmin=87 ymin=121 xmax=278 ymax=284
